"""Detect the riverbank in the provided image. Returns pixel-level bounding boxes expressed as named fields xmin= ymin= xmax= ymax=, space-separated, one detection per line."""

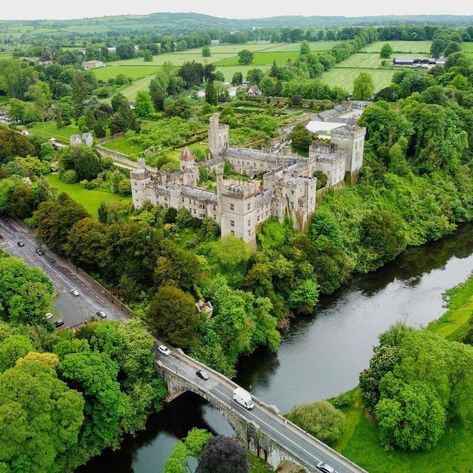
xmin=335 ymin=271 xmax=473 ymax=473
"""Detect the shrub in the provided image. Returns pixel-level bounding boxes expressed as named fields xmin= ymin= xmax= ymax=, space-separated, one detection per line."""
xmin=61 ymin=169 xmax=78 ymax=184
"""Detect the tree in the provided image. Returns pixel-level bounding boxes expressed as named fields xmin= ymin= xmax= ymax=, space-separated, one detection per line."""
xmin=376 ymin=375 xmax=445 ymax=451
xmin=238 ymin=50 xmax=254 ymax=65
xmin=0 ymin=251 xmax=54 ymax=325
xmin=135 ymin=91 xmax=153 ymax=118
xmin=290 ymin=124 xmax=314 ymax=152
xmin=205 ymin=81 xmax=218 ymax=105
xmin=147 ymin=286 xmax=199 ymax=348
xmin=246 ymin=68 xmax=263 ymax=85
xmin=380 ymin=43 xmax=393 ymax=59
xmin=61 ymin=145 xmax=102 ymax=181
xmin=259 ymin=75 xmax=276 ymax=96
xmin=31 ymin=193 xmax=89 ymax=255
xmin=196 ymin=436 xmax=248 ymax=473
xmin=0 ymin=125 xmax=35 ymax=164
xmin=287 ymin=400 xmax=345 ymax=446
xmin=300 ymin=40 xmax=311 ymax=55
xmin=164 ymin=99 xmax=191 ymax=119
xmin=202 ymin=46 xmax=211 ymax=57
xmin=353 ymin=72 xmax=375 ymax=100
xmin=0 ymin=335 xmax=33 ymax=372
xmin=0 ymin=358 xmax=84 ymax=472
xmin=231 ymin=71 xmax=243 ymax=86
xmin=27 ymin=81 xmax=51 ymax=123
xmin=142 ymin=50 xmax=153 ymax=62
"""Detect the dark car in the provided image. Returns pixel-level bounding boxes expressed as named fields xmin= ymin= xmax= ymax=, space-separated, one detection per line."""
xmin=96 ymin=310 xmax=107 ymax=319
xmin=54 ymin=320 xmax=65 ymax=328
xmin=36 ymin=247 xmax=45 ymax=255
xmin=196 ymin=369 xmax=209 ymax=381
xmin=17 ymin=240 xmax=25 ymax=247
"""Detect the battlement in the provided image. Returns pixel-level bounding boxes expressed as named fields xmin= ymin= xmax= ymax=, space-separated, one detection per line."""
xmin=331 ymin=125 xmax=366 ymax=138
xmin=221 ymin=179 xmax=260 ymax=198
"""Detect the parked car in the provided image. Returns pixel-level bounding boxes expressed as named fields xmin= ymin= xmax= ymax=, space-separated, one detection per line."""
xmin=35 ymin=247 xmax=44 ymax=255
xmin=96 ymin=310 xmax=107 ymax=319
xmin=158 ymin=345 xmax=171 ymax=356
xmin=17 ymin=240 xmax=25 ymax=247
xmin=44 ymin=312 xmax=53 ymax=319
xmin=316 ymin=462 xmax=336 ymax=473
xmin=196 ymin=369 xmax=209 ymax=381
xmin=70 ymin=288 xmax=80 ymax=297
xmin=54 ymin=320 xmax=65 ymax=328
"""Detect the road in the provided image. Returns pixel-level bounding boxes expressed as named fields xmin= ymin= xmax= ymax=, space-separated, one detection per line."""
xmin=155 ymin=347 xmax=365 ymax=473
xmin=0 ymin=217 xmax=130 ymax=327
xmin=0 ymin=215 xmax=364 ymax=473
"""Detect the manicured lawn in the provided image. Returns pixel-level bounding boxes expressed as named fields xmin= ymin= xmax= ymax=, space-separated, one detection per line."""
xmin=320 ymin=68 xmax=398 ymax=93
xmin=45 ymin=173 xmax=131 ymax=218
xmin=215 ymin=51 xmax=300 ymax=66
xmin=361 ymin=41 xmax=432 ymax=54
xmin=101 ymin=137 xmax=145 ymax=158
xmin=29 ymin=121 xmax=80 ymax=143
xmin=463 ymin=43 xmax=473 ymax=53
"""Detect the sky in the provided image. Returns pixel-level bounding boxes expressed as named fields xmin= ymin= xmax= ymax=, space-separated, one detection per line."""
xmin=1 ymin=0 xmax=473 ymax=21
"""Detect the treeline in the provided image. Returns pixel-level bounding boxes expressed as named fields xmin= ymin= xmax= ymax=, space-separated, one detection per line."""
xmin=0 ymin=250 xmax=166 ymax=472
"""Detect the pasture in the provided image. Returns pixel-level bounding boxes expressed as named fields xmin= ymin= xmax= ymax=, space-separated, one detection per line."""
xmin=215 ymin=51 xmax=300 ymax=66
xmin=28 ymin=121 xmax=80 ymax=143
xmin=361 ymin=40 xmax=432 ymax=54
xmin=93 ymin=64 xmax=161 ymax=81
xmin=320 ymin=68 xmax=397 ymax=93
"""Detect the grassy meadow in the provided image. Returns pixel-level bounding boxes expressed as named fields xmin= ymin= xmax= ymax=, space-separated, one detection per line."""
xmin=28 ymin=121 xmax=80 ymax=143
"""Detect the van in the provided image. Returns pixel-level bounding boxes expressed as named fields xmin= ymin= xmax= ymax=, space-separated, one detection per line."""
xmin=233 ymin=387 xmax=254 ymax=410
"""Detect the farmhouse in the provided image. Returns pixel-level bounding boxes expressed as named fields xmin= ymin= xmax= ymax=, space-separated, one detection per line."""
xmin=131 ymin=114 xmax=366 ymax=246
xmin=82 ymin=60 xmax=105 ymax=70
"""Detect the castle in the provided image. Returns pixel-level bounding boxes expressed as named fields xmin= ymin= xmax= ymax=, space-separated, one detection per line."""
xmin=131 ymin=114 xmax=366 ymax=246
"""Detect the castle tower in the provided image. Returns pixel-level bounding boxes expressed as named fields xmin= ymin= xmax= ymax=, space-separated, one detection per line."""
xmin=218 ymin=179 xmax=259 ymax=248
xmin=179 ymin=147 xmax=195 ymax=170
xmin=208 ymin=113 xmax=229 ymax=158
xmin=131 ymin=158 xmax=153 ymax=208
xmin=330 ymin=125 xmax=366 ymax=183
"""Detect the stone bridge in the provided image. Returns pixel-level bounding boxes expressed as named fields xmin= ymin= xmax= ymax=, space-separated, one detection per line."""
xmin=155 ymin=347 xmax=367 ymax=473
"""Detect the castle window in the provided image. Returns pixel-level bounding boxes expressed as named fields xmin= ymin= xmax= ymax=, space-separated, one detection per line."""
xmin=231 ymin=220 xmax=235 ymax=227
xmin=247 ymin=203 xmax=250 ymax=210
xmin=230 ymin=204 xmax=234 ymax=211
xmin=291 ymin=190 xmax=294 ymax=195
xmin=247 ymin=219 xmax=251 ymax=226
xmin=231 ymin=230 xmax=235 ymax=235
xmin=213 ymin=205 xmax=216 ymax=211
xmin=182 ymin=198 xmax=184 ymax=203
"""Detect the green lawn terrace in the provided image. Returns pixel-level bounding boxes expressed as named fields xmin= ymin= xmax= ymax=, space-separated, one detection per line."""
xmin=45 ymin=173 xmax=131 ymax=218
xmin=28 ymin=121 xmax=80 ymax=143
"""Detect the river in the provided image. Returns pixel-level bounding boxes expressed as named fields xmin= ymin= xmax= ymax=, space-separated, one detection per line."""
xmin=79 ymin=223 xmax=473 ymax=473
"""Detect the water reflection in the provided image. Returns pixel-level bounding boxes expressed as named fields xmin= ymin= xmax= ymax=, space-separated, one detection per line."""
xmin=80 ymin=224 xmax=473 ymax=473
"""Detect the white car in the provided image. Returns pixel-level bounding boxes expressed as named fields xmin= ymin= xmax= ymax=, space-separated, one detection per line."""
xmin=96 ymin=310 xmax=107 ymax=319
xmin=316 ymin=462 xmax=336 ymax=473
xmin=70 ymin=288 xmax=80 ymax=297
xmin=158 ymin=345 xmax=171 ymax=356
xmin=44 ymin=312 xmax=53 ymax=319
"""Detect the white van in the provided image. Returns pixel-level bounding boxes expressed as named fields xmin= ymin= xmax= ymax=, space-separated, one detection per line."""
xmin=233 ymin=387 xmax=254 ymax=410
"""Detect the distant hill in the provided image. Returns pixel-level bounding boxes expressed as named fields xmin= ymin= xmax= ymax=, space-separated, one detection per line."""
xmin=1 ymin=12 xmax=473 ymax=35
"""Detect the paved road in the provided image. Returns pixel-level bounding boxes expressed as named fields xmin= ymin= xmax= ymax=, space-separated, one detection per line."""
xmin=0 ymin=216 xmax=364 ymax=473
xmin=155 ymin=347 xmax=366 ymax=473
xmin=0 ymin=217 xmax=130 ymax=327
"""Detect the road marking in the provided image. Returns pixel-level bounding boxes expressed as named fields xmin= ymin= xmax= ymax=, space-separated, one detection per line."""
xmin=210 ymin=386 xmax=325 ymax=467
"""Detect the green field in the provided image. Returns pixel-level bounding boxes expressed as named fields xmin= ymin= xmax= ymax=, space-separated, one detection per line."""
xmin=119 ymin=75 xmax=157 ymax=101
xmin=215 ymin=51 xmax=300 ymax=66
xmin=101 ymin=136 xmax=145 ymax=157
xmin=361 ymin=41 xmax=432 ymax=54
xmin=45 ymin=173 xmax=131 ymax=217
xmin=265 ymin=41 xmax=340 ymax=52
xmin=320 ymin=68 xmax=397 ymax=93
xmin=93 ymin=64 xmax=162 ymax=81
xmin=29 ymin=121 xmax=80 ymax=143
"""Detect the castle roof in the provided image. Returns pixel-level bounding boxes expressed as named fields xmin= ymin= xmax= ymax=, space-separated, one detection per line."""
xmin=180 ymin=147 xmax=195 ymax=162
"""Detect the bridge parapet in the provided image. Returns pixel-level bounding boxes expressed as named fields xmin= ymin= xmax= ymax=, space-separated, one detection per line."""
xmin=156 ymin=354 xmax=367 ymax=473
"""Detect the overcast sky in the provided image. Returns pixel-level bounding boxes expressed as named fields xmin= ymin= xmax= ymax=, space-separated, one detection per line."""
xmin=2 ymin=0 xmax=473 ymax=21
